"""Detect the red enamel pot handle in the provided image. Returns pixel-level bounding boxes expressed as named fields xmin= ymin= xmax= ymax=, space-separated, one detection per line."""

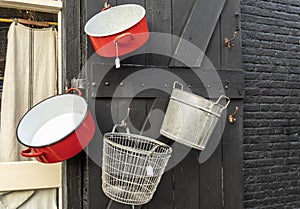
xmin=66 ymin=88 xmax=82 ymax=96
xmin=21 ymin=148 xmax=43 ymax=158
xmin=114 ymin=32 xmax=134 ymax=44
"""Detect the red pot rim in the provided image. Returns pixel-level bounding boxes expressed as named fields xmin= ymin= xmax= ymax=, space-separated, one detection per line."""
xmin=84 ymin=4 xmax=146 ymax=37
xmin=16 ymin=93 xmax=90 ymax=148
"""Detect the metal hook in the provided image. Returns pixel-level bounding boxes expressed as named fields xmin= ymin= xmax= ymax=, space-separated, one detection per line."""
xmin=228 ymin=106 xmax=239 ymax=124
xmin=121 ymin=108 xmax=131 ymax=128
xmin=224 ymin=31 xmax=238 ymax=48
xmin=26 ymin=10 xmax=35 ymax=20
xmin=104 ymin=0 xmax=111 ymax=8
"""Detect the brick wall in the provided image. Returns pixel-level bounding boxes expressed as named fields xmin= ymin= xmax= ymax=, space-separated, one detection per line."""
xmin=240 ymin=0 xmax=300 ymax=208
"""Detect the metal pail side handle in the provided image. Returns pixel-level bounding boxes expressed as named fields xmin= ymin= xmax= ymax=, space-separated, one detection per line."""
xmin=213 ymin=95 xmax=230 ymax=111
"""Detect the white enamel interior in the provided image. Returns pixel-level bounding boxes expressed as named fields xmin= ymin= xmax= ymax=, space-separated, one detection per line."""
xmin=17 ymin=94 xmax=88 ymax=147
xmin=84 ymin=4 xmax=145 ymax=37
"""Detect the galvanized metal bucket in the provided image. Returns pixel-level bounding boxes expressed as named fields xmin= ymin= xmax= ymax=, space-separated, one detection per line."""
xmin=160 ymin=81 xmax=230 ymax=150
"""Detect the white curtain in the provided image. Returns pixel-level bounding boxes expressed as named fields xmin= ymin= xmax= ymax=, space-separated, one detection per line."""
xmin=0 ymin=23 xmax=58 ymax=209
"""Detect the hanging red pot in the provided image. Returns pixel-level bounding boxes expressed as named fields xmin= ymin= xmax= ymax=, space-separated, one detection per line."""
xmin=16 ymin=88 xmax=95 ymax=163
xmin=84 ymin=4 xmax=149 ymax=65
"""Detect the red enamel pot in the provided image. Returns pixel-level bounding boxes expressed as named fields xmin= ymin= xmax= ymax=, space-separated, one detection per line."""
xmin=16 ymin=88 xmax=95 ymax=163
xmin=84 ymin=4 xmax=149 ymax=57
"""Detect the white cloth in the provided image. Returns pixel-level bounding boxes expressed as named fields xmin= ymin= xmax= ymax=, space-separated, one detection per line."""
xmin=0 ymin=189 xmax=56 ymax=209
xmin=0 ymin=23 xmax=58 ymax=208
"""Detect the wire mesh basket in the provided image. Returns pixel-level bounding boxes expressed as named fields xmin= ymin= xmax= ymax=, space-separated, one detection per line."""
xmin=102 ymin=125 xmax=172 ymax=206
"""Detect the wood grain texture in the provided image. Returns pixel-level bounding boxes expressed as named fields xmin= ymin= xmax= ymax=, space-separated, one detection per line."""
xmin=222 ymin=99 xmax=244 ymax=209
xmin=170 ymin=0 xmax=226 ymax=67
xmin=221 ymin=0 xmax=242 ymax=70
xmin=83 ymin=0 xmax=244 ymax=208
xmin=62 ymin=0 xmax=85 ymax=208
xmin=0 ymin=161 xmax=61 ymax=191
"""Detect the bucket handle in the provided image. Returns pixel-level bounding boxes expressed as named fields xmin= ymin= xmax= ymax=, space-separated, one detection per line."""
xmin=214 ymin=95 xmax=230 ymax=110
xmin=66 ymin=88 xmax=82 ymax=96
xmin=173 ymin=81 xmax=184 ymax=90
xmin=21 ymin=148 xmax=43 ymax=158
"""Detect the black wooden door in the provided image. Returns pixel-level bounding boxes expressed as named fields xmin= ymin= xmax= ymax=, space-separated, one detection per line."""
xmin=80 ymin=0 xmax=244 ymax=208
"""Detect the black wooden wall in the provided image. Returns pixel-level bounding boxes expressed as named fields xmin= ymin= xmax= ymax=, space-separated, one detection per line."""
xmin=63 ymin=0 xmax=244 ymax=208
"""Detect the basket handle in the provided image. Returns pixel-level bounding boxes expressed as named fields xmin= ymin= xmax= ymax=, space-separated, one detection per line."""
xmin=148 ymin=144 xmax=169 ymax=155
xmin=173 ymin=81 xmax=184 ymax=90
xmin=112 ymin=124 xmax=130 ymax=134
xmin=214 ymin=95 xmax=230 ymax=110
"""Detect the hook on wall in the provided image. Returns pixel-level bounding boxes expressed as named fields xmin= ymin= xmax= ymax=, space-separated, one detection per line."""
xmin=104 ymin=0 xmax=111 ymax=8
xmin=229 ymin=106 xmax=239 ymax=124
xmin=224 ymin=12 xmax=240 ymax=49
xmin=224 ymin=31 xmax=238 ymax=48
xmin=26 ymin=10 xmax=35 ymax=20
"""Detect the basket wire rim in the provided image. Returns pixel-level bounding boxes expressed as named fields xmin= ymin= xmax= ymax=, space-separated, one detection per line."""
xmin=103 ymin=132 xmax=173 ymax=156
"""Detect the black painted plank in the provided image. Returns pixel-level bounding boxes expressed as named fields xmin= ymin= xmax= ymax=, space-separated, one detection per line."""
xmin=86 ymin=158 xmax=107 ymax=209
xmin=199 ymin=144 xmax=223 ymax=208
xmin=91 ymin=65 xmax=244 ymax=99
xmin=62 ymin=0 xmax=82 ymax=81
xmin=220 ymin=0 xmax=243 ymax=206
xmin=173 ymin=149 xmax=200 ymax=209
xmin=87 ymin=0 xmax=114 ymax=20
xmin=172 ymin=0 xmax=222 ymax=69
xmin=170 ymin=0 xmax=227 ymax=67
xmin=222 ymin=100 xmax=244 ymax=209
xmin=172 ymin=0 xmax=196 ymax=38
xmin=62 ymin=0 xmax=84 ymax=208
xmin=142 ymin=98 xmax=168 ymax=139
xmin=63 ymin=154 xmax=83 ymax=209
xmin=143 ymin=98 xmax=174 ymax=209
xmin=202 ymin=20 xmax=221 ymax=70
xmin=145 ymin=0 xmax=172 ymax=66
xmin=171 ymin=0 xmax=196 ymax=67
xmin=146 ymin=169 xmax=174 ymax=209
xmin=85 ymin=99 xmax=112 ymax=209
xmin=117 ymin=98 xmax=148 ymax=134
xmin=220 ymin=0 xmax=242 ymax=70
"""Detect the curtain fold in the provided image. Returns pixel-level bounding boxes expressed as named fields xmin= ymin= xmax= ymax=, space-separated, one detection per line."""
xmin=0 ymin=23 xmax=58 ymax=209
